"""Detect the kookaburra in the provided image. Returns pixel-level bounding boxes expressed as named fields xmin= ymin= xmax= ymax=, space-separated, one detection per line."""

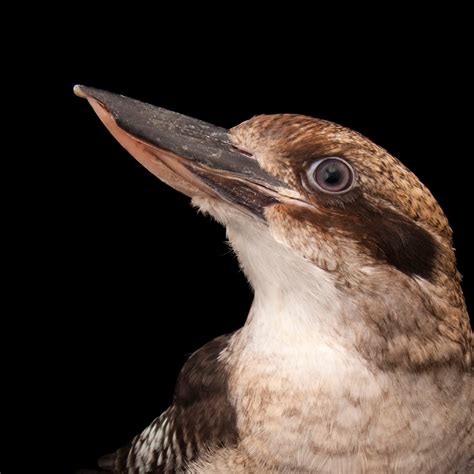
xmin=75 ymin=86 xmax=473 ymax=473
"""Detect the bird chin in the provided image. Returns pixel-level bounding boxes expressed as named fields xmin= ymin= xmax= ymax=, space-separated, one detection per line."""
xmin=191 ymin=195 xmax=254 ymax=227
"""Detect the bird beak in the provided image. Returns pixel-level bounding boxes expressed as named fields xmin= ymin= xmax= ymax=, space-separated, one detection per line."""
xmin=74 ymin=85 xmax=288 ymax=219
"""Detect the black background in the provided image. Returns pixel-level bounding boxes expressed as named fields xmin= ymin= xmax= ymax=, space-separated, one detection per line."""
xmin=8 ymin=10 xmax=472 ymax=473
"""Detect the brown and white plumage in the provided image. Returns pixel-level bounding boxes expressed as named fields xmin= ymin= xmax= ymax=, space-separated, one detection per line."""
xmin=75 ymin=86 xmax=473 ymax=473
xmin=97 ymin=335 xmax=237 ymax=473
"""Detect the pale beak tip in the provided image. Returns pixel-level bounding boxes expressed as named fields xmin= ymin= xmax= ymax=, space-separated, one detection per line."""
xmin=73 ymin=84 xmax=88 ymax=98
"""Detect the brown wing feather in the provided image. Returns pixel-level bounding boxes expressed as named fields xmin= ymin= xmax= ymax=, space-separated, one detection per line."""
xmin=97 ymin=334 xmax=238 ymax=473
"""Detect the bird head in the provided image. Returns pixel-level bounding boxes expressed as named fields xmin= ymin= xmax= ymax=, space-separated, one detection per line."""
xmin=75 ymin=86 xmax=471 ymax=371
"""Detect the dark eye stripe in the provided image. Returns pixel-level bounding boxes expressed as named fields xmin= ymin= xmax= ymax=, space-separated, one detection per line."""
xmin=287 ymin=199 xmax=438 ymax=281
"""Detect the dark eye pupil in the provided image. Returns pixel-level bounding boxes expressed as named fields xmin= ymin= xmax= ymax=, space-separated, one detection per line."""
xmin=308 ymin=157 xmax=354 ymax=193
xmin=323 ymin=165 xmax=342 ymax=185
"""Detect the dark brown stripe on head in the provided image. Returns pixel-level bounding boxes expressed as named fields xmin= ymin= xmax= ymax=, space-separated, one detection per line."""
xmin=289 ymin=198 xmax=439 ymax=280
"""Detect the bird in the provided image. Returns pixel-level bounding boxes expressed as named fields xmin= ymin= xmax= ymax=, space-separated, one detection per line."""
xmin=74 ymin=85 xmax=473 ymax=473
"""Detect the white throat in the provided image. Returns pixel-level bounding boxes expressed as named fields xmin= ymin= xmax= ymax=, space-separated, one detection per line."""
xmin=226 ymin=214 xmax=344 ymax=337
xmin=224 ymin=210 xmax=376 ymax=385
xmin=192 ymin=196 xmax=368 ymax=379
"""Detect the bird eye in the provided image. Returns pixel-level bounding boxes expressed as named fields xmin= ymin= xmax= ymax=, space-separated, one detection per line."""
xmin=305 ymin=157 xmax=354 ymax=193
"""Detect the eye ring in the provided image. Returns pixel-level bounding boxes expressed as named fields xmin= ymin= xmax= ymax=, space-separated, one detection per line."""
xmin=305 ymin=157 xmax=355 ymax=194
